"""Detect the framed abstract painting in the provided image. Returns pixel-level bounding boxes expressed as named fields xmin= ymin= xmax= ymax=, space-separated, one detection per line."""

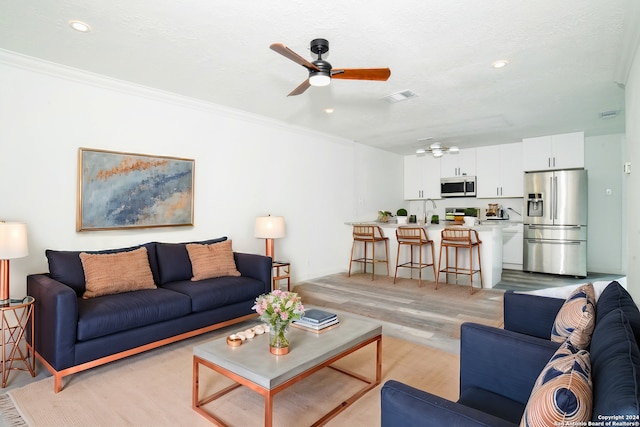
xmin=77 ymin=148 xmax=194 ymax=231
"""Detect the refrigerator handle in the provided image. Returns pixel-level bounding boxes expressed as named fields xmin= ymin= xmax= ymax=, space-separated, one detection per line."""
xmin=553 ymin=175 xmax=558 ymax=220
xmin=549 ymin=177 xmax=556 ymax=222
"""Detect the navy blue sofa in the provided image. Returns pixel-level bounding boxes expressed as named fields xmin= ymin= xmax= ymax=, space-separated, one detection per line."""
xmin=27 ymin=237 xmax=271 ymax=392
xmin=381 ymin=281 xmax=640 ymax=426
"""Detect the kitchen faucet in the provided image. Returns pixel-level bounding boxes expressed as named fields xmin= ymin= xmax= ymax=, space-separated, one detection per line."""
xmin=423 ymin=198 xmax=437 ymax=223
xmin=507 ymin=207 xmax=521 ymax=217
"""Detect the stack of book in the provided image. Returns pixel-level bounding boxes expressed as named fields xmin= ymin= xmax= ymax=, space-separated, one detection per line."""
xmin=291 ymin=309 xmax=340 ymax=333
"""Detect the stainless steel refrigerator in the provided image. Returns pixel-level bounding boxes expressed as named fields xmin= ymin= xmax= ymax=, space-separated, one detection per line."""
xmin=523 ymin=169 xmax=588 ymax=277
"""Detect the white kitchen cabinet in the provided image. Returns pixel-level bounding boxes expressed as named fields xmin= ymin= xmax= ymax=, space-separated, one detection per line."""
xmin=476 ymin=143 xmax=523 ymax=198
xmin=522 ymin=131 xmax=584 ymax=171
xmin=440 ymin=148 xmax=476 ymax=177
xmin=404 ymin=155 xmax=441 ymax=200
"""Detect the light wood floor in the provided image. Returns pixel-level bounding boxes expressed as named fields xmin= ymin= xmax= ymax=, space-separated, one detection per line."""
xmin=495 ymin=268 xmax=623 ymax=292
xmin=293 ymin=272 xmax=505 ymax=355
xmin=293 ymin=268 xmax=621 ymax=354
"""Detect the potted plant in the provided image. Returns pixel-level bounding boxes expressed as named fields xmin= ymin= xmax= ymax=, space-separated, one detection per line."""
xmin=396 ymin=208 xmax=408 ymax=225
xmin=378 ymin=210 xmax=393 ymax=223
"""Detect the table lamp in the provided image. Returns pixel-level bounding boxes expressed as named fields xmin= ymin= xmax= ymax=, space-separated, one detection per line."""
xmin=0 ymin=221 xmax=29 ymax=302
xmin=254 ymin=215 xmax=285 ymax=260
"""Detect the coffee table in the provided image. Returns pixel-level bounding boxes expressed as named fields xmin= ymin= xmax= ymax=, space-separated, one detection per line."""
xmin=192 ymin=315 xmax=382 ymax=426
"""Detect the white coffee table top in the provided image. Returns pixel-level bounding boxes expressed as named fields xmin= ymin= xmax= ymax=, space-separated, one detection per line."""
xmin=193 ymin=315 xmax=382 ymax=389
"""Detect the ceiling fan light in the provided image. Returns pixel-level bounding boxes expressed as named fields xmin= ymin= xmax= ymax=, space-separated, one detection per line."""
xmin=429 ymin=142 xmax=442 ymax=150
xmin=433 ymin=151 xmax=444 ymax=158
xmin=449 ymin=146 xmax=459 ymax=153
xmin=309 ymin=74 xmax=330 ymax=87
xmin=416 ymin=148 xmax=426 ymax=154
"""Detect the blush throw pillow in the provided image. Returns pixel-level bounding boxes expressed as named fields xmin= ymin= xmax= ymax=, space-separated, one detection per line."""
xmin=520 ymin=340 xmax=593 ymax=427
xmin=80 ymin=247 xmax=157 ymax=299
xmin=551 ymin=283 xmax=596 ymax=350
xmin=186 ymin=240 xmax=241 ymax=281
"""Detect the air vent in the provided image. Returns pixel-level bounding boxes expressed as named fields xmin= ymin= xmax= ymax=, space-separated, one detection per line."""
xmin=382 ymin=90 xmax=418 ymax=104
xmin=599 ymin=110 xmax=618 ymax=119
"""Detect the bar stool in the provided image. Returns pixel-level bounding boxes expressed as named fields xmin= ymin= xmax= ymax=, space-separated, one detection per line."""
xmin=436 ymin=227 xmax=483 ymax=294
xmin=394 ymin=227 xmax=436 ymax=287
xmin=348 ymin=224 xmax=389 ymax=281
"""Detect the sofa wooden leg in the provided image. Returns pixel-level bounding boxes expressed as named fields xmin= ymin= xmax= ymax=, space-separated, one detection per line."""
xmin=54 ymin=374 xmax=63 ymax=393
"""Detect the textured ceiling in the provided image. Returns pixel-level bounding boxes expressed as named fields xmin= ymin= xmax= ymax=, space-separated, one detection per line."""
xmin=0 ymin=0 xmax=636 ymax=154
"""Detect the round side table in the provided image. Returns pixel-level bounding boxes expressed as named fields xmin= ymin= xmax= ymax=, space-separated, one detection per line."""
xmin=1 ymin=296 xmax=36 ymax=388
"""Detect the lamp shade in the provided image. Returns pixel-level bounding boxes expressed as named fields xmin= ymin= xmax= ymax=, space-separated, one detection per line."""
xmin=0 ymin=222 xmax=29 ymax=259
xmin=254 ymin=216 xmax=285 ymax=239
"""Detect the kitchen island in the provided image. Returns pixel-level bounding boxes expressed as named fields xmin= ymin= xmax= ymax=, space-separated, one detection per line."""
xmin=346 ymin=222 xmax=504 ymax=289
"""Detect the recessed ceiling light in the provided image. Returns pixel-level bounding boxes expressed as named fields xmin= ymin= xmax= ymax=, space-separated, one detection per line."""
xmin=492 ymin=60 xmax=509 ymax=69
xmin=69 ymin=20 xmax=92 ymax=33
xmin=324 ymin=108 xmax=335 ymax=114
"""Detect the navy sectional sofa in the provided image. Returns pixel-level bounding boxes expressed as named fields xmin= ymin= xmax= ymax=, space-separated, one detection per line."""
xmin=27 ymin=237 xmax=271 ymax=392
xmin=381 ymin=281 xmax=640 ymax=426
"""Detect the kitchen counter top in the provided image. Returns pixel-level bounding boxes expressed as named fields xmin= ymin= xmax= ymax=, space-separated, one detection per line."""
xmin=345 ymin=221 xmax=504 ymax=288
xmin=345 ymin=220 xmax=522 ymax=228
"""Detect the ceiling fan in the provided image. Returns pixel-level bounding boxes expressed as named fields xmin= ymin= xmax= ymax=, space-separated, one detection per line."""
xmin=270 ymin=38 xmax=391 ymax=96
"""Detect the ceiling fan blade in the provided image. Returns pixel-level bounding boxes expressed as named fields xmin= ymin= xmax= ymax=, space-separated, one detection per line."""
xmin=331 ymin=68 xmax=391 ymax=81
xmin=270 ymin=43 xmax=320 ymax=71
xmin=287 ymin=79 xmax=311 ymax=96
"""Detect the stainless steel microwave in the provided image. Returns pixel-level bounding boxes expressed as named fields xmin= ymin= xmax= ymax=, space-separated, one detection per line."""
xmin=441 ymin=176 xmax=476 ymax=198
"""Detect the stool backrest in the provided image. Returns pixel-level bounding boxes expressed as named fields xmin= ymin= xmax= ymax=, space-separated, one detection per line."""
xmin=441 ymin=227 xmax=480 ymax=244
xmin=353 ymin=224 xmax=385 ymax=240
xmin=396 ymin=227 xmax=429 ymax=243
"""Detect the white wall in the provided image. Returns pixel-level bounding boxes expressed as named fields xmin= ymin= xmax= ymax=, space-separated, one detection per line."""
xmin=585 ymin=134 xmax=626 ymax=274
xmin=626 ymin=38 xmax=640 ymax=301
xmin=0 ymin=51 xmax=403 ymax=297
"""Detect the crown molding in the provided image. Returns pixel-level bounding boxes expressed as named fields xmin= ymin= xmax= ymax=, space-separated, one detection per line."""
xmin=0 ymin=48 xmax=352 ymax=146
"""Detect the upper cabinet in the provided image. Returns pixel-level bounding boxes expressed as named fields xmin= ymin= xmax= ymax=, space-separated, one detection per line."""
xmin=522 ymin=131 xmax=584 ymax=171
xmin=440 ymin=148 xmax=476 ymax=177
xmin=404 ymin=155 xmax=441 ymax=200
xmin=476 ymin=142 xmax=523 ymax=198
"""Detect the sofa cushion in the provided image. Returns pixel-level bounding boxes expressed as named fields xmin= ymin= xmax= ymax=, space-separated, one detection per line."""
xmin=46 ymin=242 xmax=160 ymax=296
xmin=551 ymin=283 xmax=596 ymax=350
xmin=596 ymin=281 xmax=640 ymax=345
xmin=521 ymin=340 xmax=592 ymax=427
xmin=80 ymin=247 xmax=157 ymax=299
xmin=77 ymin=288 xmax=192 ymax=341
xmin=162 ymin=276 xmax=265 ymax=312
xmin=590 ymin=308 xmax=640 ymax=420
xmin=155 ymin=237 xmax=227 ymax=285
xmin=186 ymin=240 xmax=241 ymax=281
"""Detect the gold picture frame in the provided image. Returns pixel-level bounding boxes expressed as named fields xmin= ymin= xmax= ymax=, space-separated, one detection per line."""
xmin=77 ymin=148 xmax=194 ymax=231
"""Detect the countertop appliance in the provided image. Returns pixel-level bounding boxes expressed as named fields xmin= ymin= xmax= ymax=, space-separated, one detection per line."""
xmin=441 ymin=176 xmax=476 ymax=198
xmin=485 ymin=203 xmax=509 ymax=220
xmin=523 ymin=169 xmax=587 ymax=277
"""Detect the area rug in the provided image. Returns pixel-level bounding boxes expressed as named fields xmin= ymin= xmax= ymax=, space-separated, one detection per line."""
xmin=1 ymin=326 xmax=459 ymax=426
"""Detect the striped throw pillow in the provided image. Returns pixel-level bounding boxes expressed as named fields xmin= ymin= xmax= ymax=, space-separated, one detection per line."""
xmin=521 ymin=340 xmax=593 ymax=427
